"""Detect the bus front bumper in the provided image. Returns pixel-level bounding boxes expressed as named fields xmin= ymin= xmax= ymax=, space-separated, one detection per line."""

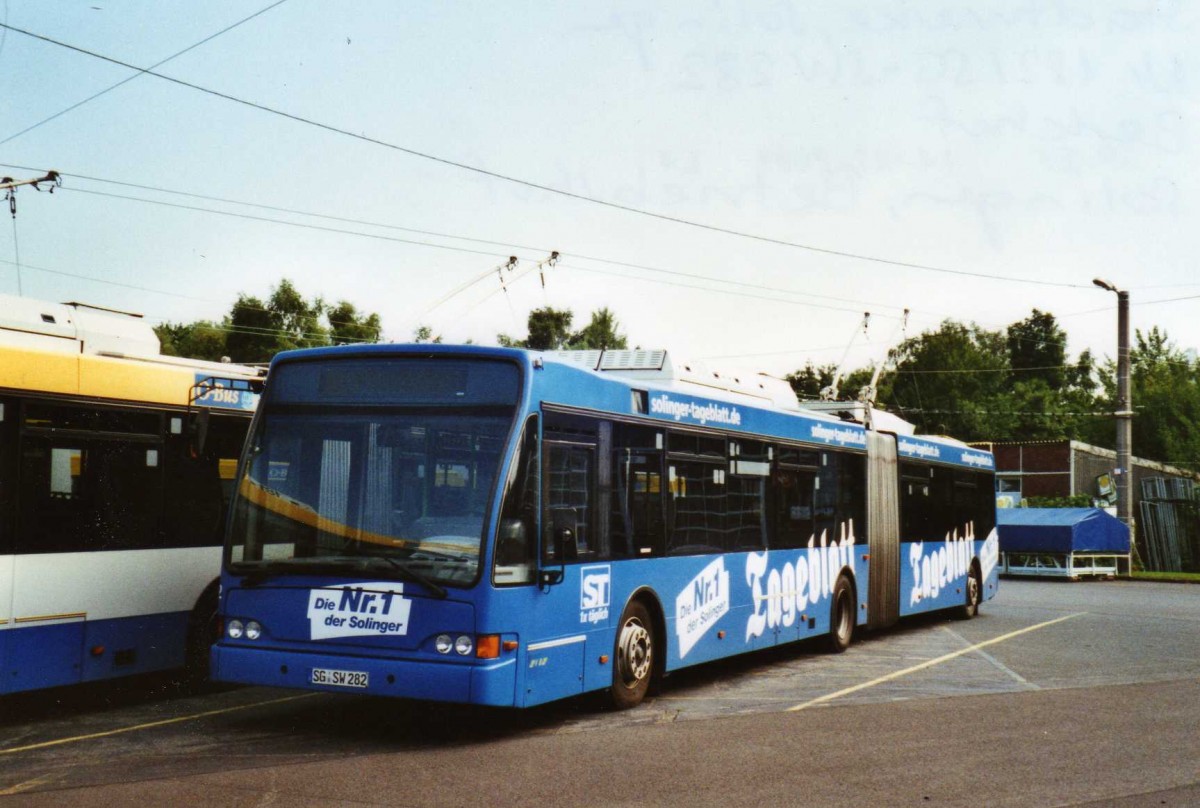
xmin=211 ymin=644 xmax=519 ymax=706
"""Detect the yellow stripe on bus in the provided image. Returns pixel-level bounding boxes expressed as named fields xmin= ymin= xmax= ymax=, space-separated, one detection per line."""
xmin=0 ymin=345 xmax=78 ymax=395
xmin=79 ymin=354 xmax=204 ymax=406
xmin=238 ymin=477 xmax=478 ymax=556
xmin=0 ymin=344 xmax=253 ymax=408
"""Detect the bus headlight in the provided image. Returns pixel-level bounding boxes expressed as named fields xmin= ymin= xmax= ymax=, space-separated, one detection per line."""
xmin=435 ymin=634 xmax=453 ymax=654
xmin=454 ymin=635 xmax=473 ymax=656
xmin=245 ymin=620 xmax=263 ymax=641
xmin=227 ymin=619 xmax=245 ymax=639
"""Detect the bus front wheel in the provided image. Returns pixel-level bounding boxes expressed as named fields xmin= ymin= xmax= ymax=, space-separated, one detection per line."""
xmin=828 ymin=575 xmax=855 ymax=654
xmin=610 ymin=600 xmax=654 ymax=709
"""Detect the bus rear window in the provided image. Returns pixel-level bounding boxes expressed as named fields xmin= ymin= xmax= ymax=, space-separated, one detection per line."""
xmin=271 ymin=358 xmax=521 ymax=406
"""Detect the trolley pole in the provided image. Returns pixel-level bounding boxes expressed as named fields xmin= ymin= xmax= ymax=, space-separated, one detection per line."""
xmin=1094 ymin=278 xmax=1134 ymax=530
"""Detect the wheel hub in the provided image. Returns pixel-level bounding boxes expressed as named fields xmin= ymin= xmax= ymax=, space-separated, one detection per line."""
xmin=617 ymin=618 xmax=651 ymax=685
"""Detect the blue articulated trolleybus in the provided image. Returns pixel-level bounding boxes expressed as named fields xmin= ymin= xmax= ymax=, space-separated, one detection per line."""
xmin=212 ymin=344 xmax=998 ymax=708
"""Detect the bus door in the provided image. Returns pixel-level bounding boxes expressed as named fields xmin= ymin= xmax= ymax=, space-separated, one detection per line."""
xmin=526 ymin=419 xmax=601 ymax=705
xmin=0 ymin=397 xmax=13 ymax=690
xmin=866 ymin=431 xmax=900 ymax=629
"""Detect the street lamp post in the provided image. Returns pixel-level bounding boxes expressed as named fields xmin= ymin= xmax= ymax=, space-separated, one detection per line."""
xmin=1093 ymin=278 xmax=1133 ymax=530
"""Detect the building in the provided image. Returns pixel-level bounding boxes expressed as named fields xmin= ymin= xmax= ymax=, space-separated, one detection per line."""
xmin=969 ymin=439 xmax=1198 ymax=510
xmin=971 ymin=439 xmax=1200 ymax=572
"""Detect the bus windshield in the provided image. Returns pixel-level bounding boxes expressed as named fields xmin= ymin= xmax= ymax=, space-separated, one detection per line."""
xmin=227 ymin=357 xmax=520 ymax=586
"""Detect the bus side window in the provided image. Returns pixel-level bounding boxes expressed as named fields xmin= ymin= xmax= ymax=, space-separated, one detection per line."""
xmin=165 ymin=414 xmax=247 ymax=548
xmin=838 ymin=452 xmax=866 ymax=545
xmin=543 ymin=442 xmax=593 ymax=562
xmin=18 ymin=407 xmax=164 ymax=553
xmin=87 ymin=439 xmax=164 ymax=550
xmin=0 ymin=399 xmax=10 ymax=556
xmin=611 ymin=424 xmax=665 ymax=557
xmin=954 ymin=470 xmax=994 ymax=540
xmin=18 ymin=441 xmax=88 ymax=553
xmin=667 ymin=457 xmax=725 ymax=554
xmin=974 ymin=470 xmax=997 ymax=538
xmin=900 ymin=462 xmax=934 ymax=542
xmin=772 ymin=468 xmax=816 ymax=549
xmin=494 ymin=415 xmax=539 ymax=585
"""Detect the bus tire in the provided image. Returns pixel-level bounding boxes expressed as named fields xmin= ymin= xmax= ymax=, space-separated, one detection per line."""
xmin=828 ymin=575 xmax=855 ymax=654
xmin=957 ymin=567 xmax=981 ymax=620
xmin=610 ymin=600 xmax=654 ymax=709
xmin=185 ymin=582 xmax=221 ymax=688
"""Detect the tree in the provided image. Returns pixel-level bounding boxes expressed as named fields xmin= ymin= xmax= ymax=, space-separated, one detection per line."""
xmin=498 ymin=307 xmax=573 ymax=350
xmin=569 ymin=307 xmax=628 ymax=350
xmin=1006 ymin=309 xmax=1067 ymax=389
xmin=525 ymin=307 xmax=574 ymax=350
xmin=885 ymin=320 xmax=1012 ymax=440
xmin=328 ymin=301 xmax=381 ymax=345
xmin=156 ymin=320 xmax=227 ymax=362
xmin=786 ymin=362 xmax=835 ymax=400
xmin=784 ymin=311 xmax=1104 ymax=444
xmin=499 ymin=306 xmax=633 ymax=351
xmin=1087 ymin=327 xmax=1200 ymax=466
xmin=158 ymin=279 xmax=382 ymax=363
xmin=412 ymin=325 xmax=442 ymax=344
xmin=225 ymin=294 xmax=281 ymax=363
xmin=266 ymin=278 xmax=328 ymax=352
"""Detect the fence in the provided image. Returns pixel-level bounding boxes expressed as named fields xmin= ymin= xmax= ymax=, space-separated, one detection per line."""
xmin=1139 ymin=478 xmax=1199 ymax=572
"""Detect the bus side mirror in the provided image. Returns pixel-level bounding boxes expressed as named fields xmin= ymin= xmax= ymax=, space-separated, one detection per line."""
xmin=191 ymin=408 xmax=211 ymax=456
xmin=538 ymin=508 xmax=577 ymax=588
xmin=550 ymin=508 xmax=579 ymax=562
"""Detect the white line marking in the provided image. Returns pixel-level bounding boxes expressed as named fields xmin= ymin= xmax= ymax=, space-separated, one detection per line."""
xmin=787 ymin=613 xmax=1085 ymax=712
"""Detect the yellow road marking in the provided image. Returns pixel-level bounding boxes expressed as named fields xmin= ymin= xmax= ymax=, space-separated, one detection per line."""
xmin=0 ymin=693 xmax=320 ymax=757
xmin=787 ymin=612 xmax=1086 ymax=712
xmin=0 ymin=775 xmax=57 ymax=795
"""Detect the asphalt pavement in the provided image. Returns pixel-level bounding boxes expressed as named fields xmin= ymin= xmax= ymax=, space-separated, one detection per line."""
xmin=2 ymin=579 xmax=1198 ymax=806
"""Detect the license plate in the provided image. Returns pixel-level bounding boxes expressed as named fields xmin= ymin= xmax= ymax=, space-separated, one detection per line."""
xmin=310 ymin=667 xmax=369 ymax=688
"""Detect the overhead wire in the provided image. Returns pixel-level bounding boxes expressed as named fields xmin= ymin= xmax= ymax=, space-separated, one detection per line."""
xmin=0 ymin=257 xmax=381 ymax=339
xmin=0 ymin=22 xmax=1091 ymax=290
xmin=31 ymin=181 xmax=1150 ymax=362
xmin=4 ymin=160 xmax=1129 ymax=362
xmin=0 ymin=0 xmax=291 ymax=146
xmin=0 ymin=162 xmax=546 ymax=254
xmin=63 ymin=186 xmax=512 ymax=260
xmin=2 ymin=162 xmax=1184 ymax=364
xmin=52 ymin=181 xmax=916 ymax=320
xmin=7 ymin=163 xmax=918 ymax=316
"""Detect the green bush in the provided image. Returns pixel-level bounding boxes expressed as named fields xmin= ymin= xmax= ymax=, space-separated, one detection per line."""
xmin=1019 ymin=495 xmax=1095 ymax=508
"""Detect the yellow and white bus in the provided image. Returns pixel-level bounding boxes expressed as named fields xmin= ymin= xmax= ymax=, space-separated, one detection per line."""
xmin=0 ymin=295 xmax=263 ymax=694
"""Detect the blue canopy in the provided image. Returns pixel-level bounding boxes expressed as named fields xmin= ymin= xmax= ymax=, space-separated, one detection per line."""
xmin=997 ymin=508 xmax=1131 ymax=554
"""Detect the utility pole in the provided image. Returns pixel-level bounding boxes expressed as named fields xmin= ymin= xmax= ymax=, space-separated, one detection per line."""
xmin=1094 ymin=278 xmax=1133 ymax=530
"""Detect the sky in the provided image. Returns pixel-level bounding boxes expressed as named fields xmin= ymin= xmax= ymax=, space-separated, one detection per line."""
xmin=1 ymin=1 xmax=1198 ymax=379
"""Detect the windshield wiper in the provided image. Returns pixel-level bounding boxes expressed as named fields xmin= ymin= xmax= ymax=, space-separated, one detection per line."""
xmin=234 ymin=556 xmax=449 ymax=599
xmin=237 ymin=559 xmax=342 ymax=587
xmin=365 ymin=555 xmax=448 ymax=599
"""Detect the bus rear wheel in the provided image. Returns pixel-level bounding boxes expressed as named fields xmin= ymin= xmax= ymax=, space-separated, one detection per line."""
xmin=957 ymin=568 xmax=981 ymax=620
xmin=610 ymin=600 xmax=654 ymax=709
xmin=827 ymin=575 xmax=855 ymax=654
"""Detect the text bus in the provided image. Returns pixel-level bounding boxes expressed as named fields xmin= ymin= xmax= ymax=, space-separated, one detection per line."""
xmin=213 ymin=345 xmax=997 ymax=708
xmin=0 ymin=295 xmax=262 ymax=694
